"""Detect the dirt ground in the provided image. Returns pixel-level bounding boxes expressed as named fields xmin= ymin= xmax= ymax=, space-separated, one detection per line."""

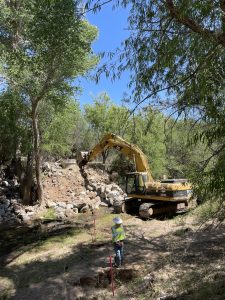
xmin=1 ymin=208 xmax=225 ymax=300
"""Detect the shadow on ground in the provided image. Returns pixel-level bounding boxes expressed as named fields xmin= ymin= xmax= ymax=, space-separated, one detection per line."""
xmin=0 ymin=221 xmax=225 ymax=299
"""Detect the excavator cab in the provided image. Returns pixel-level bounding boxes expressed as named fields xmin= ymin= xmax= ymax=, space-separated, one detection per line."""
xmin=126 ymin=172 xmax=148 ymax=195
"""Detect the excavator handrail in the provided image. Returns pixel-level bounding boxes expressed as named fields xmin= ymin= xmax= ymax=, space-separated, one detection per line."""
xmin=77 ymin=133 xmax=153 ymax=181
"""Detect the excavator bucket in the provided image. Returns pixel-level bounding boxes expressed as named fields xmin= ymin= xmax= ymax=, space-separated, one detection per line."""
xmin=76 ymin=151 xmax=89 ymax=168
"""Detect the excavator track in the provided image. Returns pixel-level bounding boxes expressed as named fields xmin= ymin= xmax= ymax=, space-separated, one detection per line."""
xmin=139 ymin=202 xmax=178 ymax=219
xmin=113 ymin=199 xmax=125 ymax=214
xmin=139 ymin=203 xmax=155 ymax=219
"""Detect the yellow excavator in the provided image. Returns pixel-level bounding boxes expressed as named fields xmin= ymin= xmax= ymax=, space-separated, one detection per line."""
xmin=77 ymin=133 xmax=193 ymax=218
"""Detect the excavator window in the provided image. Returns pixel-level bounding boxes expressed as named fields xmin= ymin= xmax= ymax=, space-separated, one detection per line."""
xmin=126 ymin=175 xmax=136 ymax=194
xmin=126 ymin=174 xmax=147 ymax=195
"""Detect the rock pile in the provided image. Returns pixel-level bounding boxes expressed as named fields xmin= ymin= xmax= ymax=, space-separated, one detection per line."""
xmin=43 ymin=161 xmax=126 ymax=220
xmin=0 ymin=160 xmax=126 ymax=224
xmin=0 ymin=177 xmax=27 ymax=225
xmin=0 ymin=195 xmax=39 ymax=225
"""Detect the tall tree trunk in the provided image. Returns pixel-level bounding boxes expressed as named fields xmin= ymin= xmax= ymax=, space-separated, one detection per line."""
xmin=15 ymin=153 xmax=34 ymax=205
xmin=32 ymin=105 xmax=44 ymax=205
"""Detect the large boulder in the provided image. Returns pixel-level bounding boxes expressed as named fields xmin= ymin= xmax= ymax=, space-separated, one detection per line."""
xmin=66 ymin=203 xmax=74 ymax=210
xmin=46 ymin=200 xmax=57 ymax=208
xmin=88 ymin=191 xmax=97 ymax=199
xmin=65 ymin=209 xmax=78 ymax=218
xmin=106 ymin=191 xmax=121 ymax=206
xmin=57 ymin=202 xmax=67 ymax=209
xmin=89 ymin=196 xmax=101 ymax=210
xmin=2 ymin=180 xmax=9 ymax=187
xmin=79 ymin=204 xmax=89 ymax=213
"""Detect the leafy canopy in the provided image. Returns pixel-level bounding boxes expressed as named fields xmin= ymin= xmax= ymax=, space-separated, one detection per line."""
xmin=88 ymin=0 xmax=225 ymax=199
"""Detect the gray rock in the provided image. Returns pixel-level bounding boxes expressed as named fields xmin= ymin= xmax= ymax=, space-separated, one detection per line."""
xmin=73 ymin=208 xmax=79 ymax=214
xmin=65 ymin=209 xmax=77 ymax=218
xmin=100 ymin=192 xmax=106 ymax=199
xmin=111 ymin=184 xmax=120 ymax=192
xmin=99 ymin=202 xmax=108 ymax=207
xmin=4 ymin=212 xmax=11 ymax=217
xmin=88 ymin=191 xmax=97 ymax=199
xmin=10 ymin=199 xmax=18 ymax=205
xmin=107 ymin=191 xmax=120 ymax=202
xmin=20 ymin=214 xmax=31 ymax=223
xmin=42 ymin=162 xmax=51 ymax=172
xmin=13 ymin=204 xmax=23 ymax=214
xmin=26 ymin=212 xmax=35 ymax=217
xmin=0 ymin=208 xmax=5 ymax=216
xmin=0 ymin=216 xmax=3 ymax=222
xmin=56 ymin=212 xmax=65 ymax=220
xmin=10 ymin=179 xmax=18 ymax=186
xmin=91 ymin=196 xmax=101 ymax=209
xmin=46 ymin=200 xmax=56 ymax=208
xmin=2 ymin=198 xmax=10 ymax=209
xmin=100 ymin=186 xmax=105 ymax=194
xmin=57 ymin=202 xmax=67 ymax=209
xmin=87 ymin=185 xmax=93 ymax=191
xmin=72 ymin=203 xmax=79 ymax=209
xmin=105 ymin=187 xmax=111 ymax=194
xmin=25 ymin=206 xmax=35 ymax=213
xmin=2 ymin=181 xmax=9 ymax=187
xmin=80 ymin=191 xmax=86 ymax=196
xmin=66 ymin=203 xmax=74 ymax=210
xmin=106 ymin=191 xmax=120 ymax=205
xmin=80 ymin=204 xmax=89 ymax=213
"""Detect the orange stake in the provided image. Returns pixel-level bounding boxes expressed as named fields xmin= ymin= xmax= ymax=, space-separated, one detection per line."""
xmin=109 ymin=256 xmax=115 ymax=296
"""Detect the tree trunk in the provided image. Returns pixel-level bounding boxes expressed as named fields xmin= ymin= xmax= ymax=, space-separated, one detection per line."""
xmin=32 ymin=105 xmax=44 ymax=205
xmin=15 ymin=153 xmax=34 ymax=205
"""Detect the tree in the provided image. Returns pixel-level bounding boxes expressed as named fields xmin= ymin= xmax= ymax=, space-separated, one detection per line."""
xmin=84 ymin=92 xmax=128 ymax=163
xmin=126 ymin=108 xmax=167 ymax=178
xmin=164 ymin=119 xmax=212 ymax=178
xmin=89 ymin=0 xmax=225 ymax=202
xmin=0 ymin=0 xmax=98 ymax=204
xmin=41 ymin=99 xmax=80 ymax=159
xmin=0 ymin=91 xmax=31 ymax=163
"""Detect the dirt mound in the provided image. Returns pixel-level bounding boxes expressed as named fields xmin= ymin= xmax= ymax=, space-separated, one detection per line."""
xmin=42 ymin=161 xmax=125 ymax=219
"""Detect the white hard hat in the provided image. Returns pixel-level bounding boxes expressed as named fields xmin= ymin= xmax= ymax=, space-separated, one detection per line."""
xmin=113 ymin=217 xmax=123 ymax=224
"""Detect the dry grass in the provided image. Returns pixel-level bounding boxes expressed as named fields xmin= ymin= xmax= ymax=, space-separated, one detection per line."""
xmin=1 ymin=209 xmax=225 ymax=299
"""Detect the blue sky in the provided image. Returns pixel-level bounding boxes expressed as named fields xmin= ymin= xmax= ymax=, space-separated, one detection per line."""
xmin=78 ymin=2 xmax=130 ymax=106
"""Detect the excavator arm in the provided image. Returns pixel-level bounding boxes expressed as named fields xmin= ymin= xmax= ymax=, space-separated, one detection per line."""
xmin=77 ymin=133 xmax=153 ymax=181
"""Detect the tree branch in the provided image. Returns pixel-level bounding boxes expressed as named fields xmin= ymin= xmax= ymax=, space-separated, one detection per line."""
xmin=200 ymin=143 xmax=225 ymax=169
xmin=220 ymin=0 xmax=225 ymax=33
xmin=165 ymin=0 xmax=225 ymax=48
xmin=125 ymin=27 xmax=176 ymax=34
xmin=121 ymin=44 xmax=218 ymax=134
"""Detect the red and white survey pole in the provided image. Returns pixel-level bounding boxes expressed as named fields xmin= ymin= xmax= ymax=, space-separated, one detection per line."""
xmin=109 ymin=256 xmax=115 ymax=296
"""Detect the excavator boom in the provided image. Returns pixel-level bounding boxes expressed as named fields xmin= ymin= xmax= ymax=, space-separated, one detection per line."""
xmin=77 ymin=133 xmax=193 ymax=218
xmin=78 ymin=133 xmax=153 ymax=181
